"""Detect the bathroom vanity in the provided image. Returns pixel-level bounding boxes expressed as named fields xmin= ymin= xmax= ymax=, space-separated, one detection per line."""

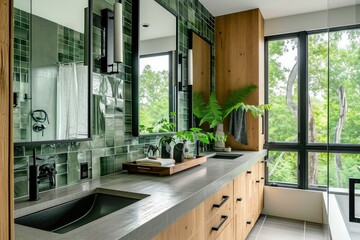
xmin=14 ymin=150 xmax=266 ymax=240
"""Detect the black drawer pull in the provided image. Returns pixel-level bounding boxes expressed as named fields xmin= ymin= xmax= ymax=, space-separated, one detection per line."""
xmin=247 ymin=171 xmax=252 ymax=174
xmin=213 ymin=195 xmax=229 ymax=208
xmin=261 ymin=177 xmax=264 ymax=180
xmin=211 ymin=215 xmax=228 ymax=231
xmin=256 ymin=180 xmax=260 ymax=183
xmin=236 ymin=197 xmax=242 ymax=202
xmin=246 ymin=221 xmax=252 ymax=225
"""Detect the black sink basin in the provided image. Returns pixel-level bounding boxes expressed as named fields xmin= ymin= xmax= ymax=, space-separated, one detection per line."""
xmin=15 ymin=192 xmax=142 ymax=234
xmin=209 ymin=153 xmax=243 ymax=160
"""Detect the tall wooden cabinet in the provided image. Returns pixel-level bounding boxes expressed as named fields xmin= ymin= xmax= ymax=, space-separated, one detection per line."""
xmin=0 ymin=0 xmax=14 ymax=239
xmin=215 ymin=9 xmax=265 ymax=151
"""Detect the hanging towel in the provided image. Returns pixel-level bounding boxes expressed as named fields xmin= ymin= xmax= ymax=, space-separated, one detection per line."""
xmin=228 ymin=108 xmax=248 ymax=145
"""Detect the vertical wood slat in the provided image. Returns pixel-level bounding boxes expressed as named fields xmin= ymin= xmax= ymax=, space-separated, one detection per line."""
xmin=215 ymin=9 xmax=264 ymax=151
xmin=0 ymin=0 xmax=14 ymax=239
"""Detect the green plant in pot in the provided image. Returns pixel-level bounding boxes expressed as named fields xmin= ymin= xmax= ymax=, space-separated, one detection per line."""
xmin=173 ymin=127 xmax=217 ymax=162
xmin=193 ymin=84 xmax=270 ymax=151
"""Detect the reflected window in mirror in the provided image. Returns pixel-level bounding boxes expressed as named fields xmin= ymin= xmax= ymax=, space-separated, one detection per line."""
xmin=139 ymin=52 xmax=173 ymax=134
xmin=132 ymin=0 xmax=178 ymax=136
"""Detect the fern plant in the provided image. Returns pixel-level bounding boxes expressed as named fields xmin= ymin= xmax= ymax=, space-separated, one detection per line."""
xmin=193 ymin=85 xmax=270 ymax=128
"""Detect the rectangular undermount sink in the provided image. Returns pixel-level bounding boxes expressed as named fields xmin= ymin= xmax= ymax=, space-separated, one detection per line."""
xmin=15 ymin=189 xmax=148 ymax=234
xmin=209 ymin=153 xmax=243 ymax=160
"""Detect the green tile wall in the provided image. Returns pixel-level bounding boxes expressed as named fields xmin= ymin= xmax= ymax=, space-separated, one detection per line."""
xmin=13 ymin=8 xmax=31 ymax=142
xmin=13 ymin=0 xmax=214 ymax=199
xmin=57 ymin=26 xmax=84 ymax=64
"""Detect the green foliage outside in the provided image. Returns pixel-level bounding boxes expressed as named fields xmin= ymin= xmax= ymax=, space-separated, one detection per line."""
xmin=139 ymin=65 xmax=170 ymax=134
xmin=268 ymin=29 xmax=360 ymax=189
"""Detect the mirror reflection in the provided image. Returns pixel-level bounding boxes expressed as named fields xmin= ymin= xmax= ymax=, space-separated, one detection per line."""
xmin=13 ymin=0 xmax=91 ymax=143
xmin=138 ymin=0 xmax=177 ymax=135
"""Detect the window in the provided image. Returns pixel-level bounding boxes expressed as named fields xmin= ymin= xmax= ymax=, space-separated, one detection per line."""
xmin=267 ymin=38 xmax=299 ymax=143
xmin=139 ymin=52 xmax=173 ymax=134
xmin=265 ymin=26 xmax=360 ymax=190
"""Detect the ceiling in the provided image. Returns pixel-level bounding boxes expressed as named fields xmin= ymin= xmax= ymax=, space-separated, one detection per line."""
xmin=198 ymin=0 xmax=359 ymax=19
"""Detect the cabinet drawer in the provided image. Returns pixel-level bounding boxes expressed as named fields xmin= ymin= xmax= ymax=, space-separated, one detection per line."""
xmin=204 ymin=182 xmax=233 ymax=221
xmin=216 ymin=219 xmax=234 ymax=240
xmin=152 ymin=203 xmax=204 ymax=240
xmin=204 ymin=200 xmax=233 ymax=240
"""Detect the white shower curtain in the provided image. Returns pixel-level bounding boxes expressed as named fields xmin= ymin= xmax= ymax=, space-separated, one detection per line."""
xmin=57 ymin=63 xmax=88 ymax=139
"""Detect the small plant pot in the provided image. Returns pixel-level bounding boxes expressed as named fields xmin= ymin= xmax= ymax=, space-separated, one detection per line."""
xmin=161 ymin=143 xmax=171 ymax=159
xmin=173 ymin=142 xmax=185 ymax=163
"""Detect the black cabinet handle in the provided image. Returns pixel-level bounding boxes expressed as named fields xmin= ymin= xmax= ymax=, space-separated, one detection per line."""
xmin=236 ymin=197 xmax=242 ymax=202
xmin=246 ymin=221 xmax=252 ymax=225
xmin=349 ymin=178 xmax=360 ymax=223
xmin=213 ymin=195 xmax=229 ymax=208
xmin=256 ymin=180 xmax=260 ymax=183
xmin=247 ymin=171 xmax=252 ymax=174
xmin=261 ymin=177 xmax=265 ymax=180
xmin=211 ymin=215 xmax=228 ymax=231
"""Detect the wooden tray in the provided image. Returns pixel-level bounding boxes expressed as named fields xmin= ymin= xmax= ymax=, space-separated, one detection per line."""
xmin=122 ymin=156 xmax=207 ymax=176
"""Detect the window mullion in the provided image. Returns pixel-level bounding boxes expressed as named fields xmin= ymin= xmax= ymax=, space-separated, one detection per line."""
xmin=298 ymin=31 xmax=308 ymax=189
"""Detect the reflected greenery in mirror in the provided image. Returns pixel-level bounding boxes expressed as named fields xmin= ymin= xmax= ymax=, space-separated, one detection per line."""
xmin=132 ymin=0 xmax=177 ymax=136
xmin=139 ymin=53 xmax=173 ymax=134
xmin=13 ymin=0 xmax=92 ymax=144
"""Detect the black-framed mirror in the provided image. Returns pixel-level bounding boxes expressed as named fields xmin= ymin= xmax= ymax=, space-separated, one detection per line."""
xmin=13 ymin=0 xmax=93 ymax=145
xmin=132 ymin=0 xmax=178 ymax=136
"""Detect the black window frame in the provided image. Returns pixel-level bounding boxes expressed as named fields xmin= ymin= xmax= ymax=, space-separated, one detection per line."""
xmin=265 ymin=25 xmax=360 ymax=190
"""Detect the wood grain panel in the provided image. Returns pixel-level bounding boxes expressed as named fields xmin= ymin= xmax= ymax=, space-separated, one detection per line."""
xmin=204 ymin=182 xmax=233 ymax=221
xmin=215 ymin=9 xmax=264 ymax=151
xmin=152 ymin=202 xmax=204 ymax=240
xmin=192 ymin=32 xmax=211 ymax=101
xmin=0 ymin=0 xmax=13 ymax=239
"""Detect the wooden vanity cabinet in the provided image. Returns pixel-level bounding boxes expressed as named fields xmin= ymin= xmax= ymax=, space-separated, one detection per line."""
xmin=152 ymin=202 xmax=204 ymax=240
xmin=234 ymin=159 xmax=265 ymax=239
xmin=203 ymin=182 xmax=233 ymax=240
xmin=152 ymin=160 xmax=264 ymax=240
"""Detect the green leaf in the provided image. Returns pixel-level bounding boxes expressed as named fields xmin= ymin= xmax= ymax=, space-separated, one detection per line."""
xmin=197 ymin=133 xmax=210 ymax=144
xmin=199 ymin=92 xmax=224 ymax=128
xmin=192 ymin=92 xmax=207 ymax=118
xmin=222 ymin=85 xmax=257 ymax=118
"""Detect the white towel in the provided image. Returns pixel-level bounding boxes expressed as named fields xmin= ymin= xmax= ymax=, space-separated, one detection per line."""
xmin=135 ymin=158 xmax=175 ymax=167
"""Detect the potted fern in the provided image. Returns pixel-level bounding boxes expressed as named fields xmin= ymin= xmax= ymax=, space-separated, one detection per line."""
xmin=192 ymin=85 xmax=269 ymax=151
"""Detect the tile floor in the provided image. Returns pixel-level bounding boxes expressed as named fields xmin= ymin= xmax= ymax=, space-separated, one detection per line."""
xmin=246 ymin=215 xmax=328 ymax=240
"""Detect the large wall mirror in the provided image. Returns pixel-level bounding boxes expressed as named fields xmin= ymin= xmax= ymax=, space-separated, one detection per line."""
xmin=132 ymin=0 xmax=178 ymax=136
xmin=13 ymin=0 xmax=92 ymax=145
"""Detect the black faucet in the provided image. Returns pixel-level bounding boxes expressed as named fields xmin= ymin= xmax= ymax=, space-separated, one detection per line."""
xmin=29 ymin=149 xmax=57 ymax=201
xmin=38 ymin=164 xmax=56 ymax=189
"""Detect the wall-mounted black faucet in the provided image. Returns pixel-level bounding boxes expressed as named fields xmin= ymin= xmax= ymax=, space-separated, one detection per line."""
xmin=29 ymin=148 xmax=39 ymax=201
xmin=38 ymin=164 xmax=56 ymax=189
xmin=29 ymin=148 xmax=57 ymax=201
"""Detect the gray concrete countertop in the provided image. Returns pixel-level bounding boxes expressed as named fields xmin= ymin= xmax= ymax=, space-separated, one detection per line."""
xmin=15 ymin=150 xmax=267 ymax=240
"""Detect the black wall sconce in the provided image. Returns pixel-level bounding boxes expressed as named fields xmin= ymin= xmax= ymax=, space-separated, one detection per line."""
xmin=101 ymin=0 xmax=123 ymax=74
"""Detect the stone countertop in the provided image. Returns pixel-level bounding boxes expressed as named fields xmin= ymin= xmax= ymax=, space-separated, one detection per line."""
xmin=15 ymin=150 xmax=267 ymax=240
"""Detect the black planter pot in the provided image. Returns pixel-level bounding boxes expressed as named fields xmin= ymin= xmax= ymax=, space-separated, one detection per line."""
xmin=161 ymin=142 xmax=171 ymax=158
xmin=173 ymin=142 xmax=184 ymax=163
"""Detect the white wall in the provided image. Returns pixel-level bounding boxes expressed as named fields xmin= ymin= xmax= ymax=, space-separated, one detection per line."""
xmin=263 ymin=186 xmax=324 ymax=223
xmin=14 ymin=0 xmax=87 ymax=33
xmin=265 ymin=5 xmax=360 ymax=36
xmin=140 ymin=36 xmax=176 ymax=55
